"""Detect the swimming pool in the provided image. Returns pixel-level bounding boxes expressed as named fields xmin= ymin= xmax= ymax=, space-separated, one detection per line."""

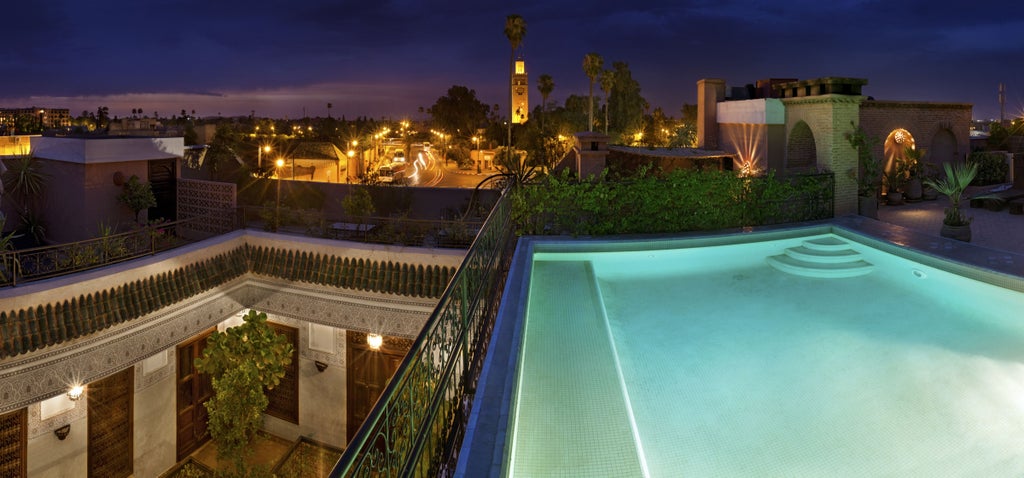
xmin=460 ymin=223 xmax=1024 ymax=477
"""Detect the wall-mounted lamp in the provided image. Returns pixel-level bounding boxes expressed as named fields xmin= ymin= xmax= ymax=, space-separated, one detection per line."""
xmin=67 ymin=385 xmax=84 ymax=401
xmin=54 ymin=424 xmax=71 ymax=441
xmin=314 ymin=360 xmax=329 ymax=372
xmin=367 ymin=333 xmax=383 ymax=351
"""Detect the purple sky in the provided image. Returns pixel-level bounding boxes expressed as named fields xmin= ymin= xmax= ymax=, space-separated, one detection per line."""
xmin=2 ymin=1 xmax=1022 ymax=121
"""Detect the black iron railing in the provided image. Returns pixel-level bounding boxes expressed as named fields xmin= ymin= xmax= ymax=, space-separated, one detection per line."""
xmin=0 ymin=212 xmax=235 ymax=287
xmin=331 ymin=191 xmax=516 ymax=477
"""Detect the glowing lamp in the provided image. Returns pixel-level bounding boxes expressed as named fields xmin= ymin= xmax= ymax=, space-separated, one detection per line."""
xmin=367 ymin=333 xmax=383 ymax=350
xmin=67 ymin=385 xmax=84 ymax=401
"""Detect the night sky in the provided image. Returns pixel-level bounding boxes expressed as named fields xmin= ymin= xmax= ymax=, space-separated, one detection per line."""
xmin=2 ymin=1 xmax=1022 ymax=122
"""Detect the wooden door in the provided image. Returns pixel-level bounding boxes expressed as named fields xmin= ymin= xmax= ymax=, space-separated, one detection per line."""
xmin=176 ymin=330 xmax=213 ymax=461
xmin=88 ymin=367 xmax=134 ymax=478
xmin=0 ymin=408 xmax=26 ymax=477
xmin=266 ymin=322 xmax=299 ymax=424
xmin=148 ymin=158 xmax=177 ymax=222
xmin=346 ymin=331 xmax=412 ymax=441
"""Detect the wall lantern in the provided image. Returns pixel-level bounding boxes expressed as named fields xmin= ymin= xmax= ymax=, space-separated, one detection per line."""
xmin=67 ymin=385 xmax=84 ymax=401
xmin=367 ymin=333 xmax=383 ymax=351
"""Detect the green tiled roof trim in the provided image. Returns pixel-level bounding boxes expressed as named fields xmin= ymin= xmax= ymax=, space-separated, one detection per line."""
xmin=0 ymin=245 xmax=454 ymax=359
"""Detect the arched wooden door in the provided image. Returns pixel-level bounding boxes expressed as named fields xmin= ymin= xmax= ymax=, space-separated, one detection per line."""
xmin=346 ymin=331 xmax=412 ymax=441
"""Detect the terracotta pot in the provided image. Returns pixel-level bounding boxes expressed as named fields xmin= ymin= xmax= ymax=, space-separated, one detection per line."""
xmin=905 ymin=178 xmax=922 ymax=201
xmin=940 ymin=223 xmax=971 ymax=242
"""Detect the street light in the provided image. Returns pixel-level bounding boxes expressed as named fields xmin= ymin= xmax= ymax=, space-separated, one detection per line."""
xmin=275 ymin=158 xmax=285 ymax=230
xmin=258 ymin=145 xmax=271 ymax=168
xmin=472 ymin=136 xmax=479 ymax=168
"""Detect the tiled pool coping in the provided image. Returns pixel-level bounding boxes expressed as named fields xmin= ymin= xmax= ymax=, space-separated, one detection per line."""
xmin=455 ymin=216 xmax=1024 ymax=477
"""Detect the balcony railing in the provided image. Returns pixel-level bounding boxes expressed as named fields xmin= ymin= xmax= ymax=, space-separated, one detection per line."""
xmin=0 ymin=213 xmax=234 ymax=287
xmin=331 ymin=190 xmax=516 ymax=477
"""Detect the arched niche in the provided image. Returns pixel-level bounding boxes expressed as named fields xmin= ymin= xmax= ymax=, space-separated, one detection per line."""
xmin=786 ymin=121 xmax=817 ymax=171
xmin=884 ymin=128 xmax=917 ymax=175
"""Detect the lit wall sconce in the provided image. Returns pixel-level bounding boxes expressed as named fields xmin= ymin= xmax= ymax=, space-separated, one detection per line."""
xmin=54 ymin=424 xmax=71 ymax=441
xmin=314 ymin=360 xmax=329 ymax=372
xmin=67 ymin=385 xmax=84 ymax=401
xmin=367 ymin=333 xmax=383 ymax=351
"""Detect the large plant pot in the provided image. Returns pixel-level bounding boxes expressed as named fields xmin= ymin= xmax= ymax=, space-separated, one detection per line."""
xmin=940 ymin=223 xmax=971 ymax=242
xmin=905 ymin=177 xmax=922 ymax=201
xmin=886 ymin=191 xmax=904 ymax=206
xmin=858 ymin=195 xmax=878 ymax=219
xmin=922 ymin=186 xmax=938 ymax=201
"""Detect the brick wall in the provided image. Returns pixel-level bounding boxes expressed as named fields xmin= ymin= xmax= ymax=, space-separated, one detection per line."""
xmin=782 ymin=95 xmax=863 ymax=216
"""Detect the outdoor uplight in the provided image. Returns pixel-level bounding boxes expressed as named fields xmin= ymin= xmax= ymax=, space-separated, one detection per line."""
xmin=367 ymin=333 xmax=383 ymax=350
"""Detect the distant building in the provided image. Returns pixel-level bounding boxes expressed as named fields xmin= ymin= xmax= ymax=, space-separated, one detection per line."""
xmin=512 ymin=58 xmax=529 ymax=124
xmin=0 ymin=107 xmax=71 ymax=132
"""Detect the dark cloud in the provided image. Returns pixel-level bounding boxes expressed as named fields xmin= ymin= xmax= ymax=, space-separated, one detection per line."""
xmin=0 ymin=0 xmax=1020 ymax=119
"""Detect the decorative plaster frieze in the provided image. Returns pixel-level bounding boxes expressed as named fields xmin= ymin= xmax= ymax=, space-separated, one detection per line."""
xmin=0 ymin=274 xmax=435 ymax=414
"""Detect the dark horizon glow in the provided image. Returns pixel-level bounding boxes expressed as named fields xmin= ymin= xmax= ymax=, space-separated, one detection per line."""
xmin=1 ymin=1 xmax=1022 ymax=122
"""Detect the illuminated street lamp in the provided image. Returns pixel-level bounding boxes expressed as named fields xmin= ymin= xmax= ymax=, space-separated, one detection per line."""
xmin=258 ymin=144 xmax=271 ymax=168
xmin=275 ymin=158 xmax=285 ymax=230
xmin=472 ymin=136 xmax=479 ymax=168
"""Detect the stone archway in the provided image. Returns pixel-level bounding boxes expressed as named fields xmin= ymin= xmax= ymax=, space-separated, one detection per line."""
xmin=883 ymin=128 xmax=916 ymax=174
xmin=786 ymin=121 xmax=817 ymax=171
xmin=930 ymin=128 xmax=958 ymax=167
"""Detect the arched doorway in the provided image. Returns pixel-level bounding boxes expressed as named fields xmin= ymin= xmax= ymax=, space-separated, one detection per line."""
xmin=883 ymin=129 xmax=917 ymax=195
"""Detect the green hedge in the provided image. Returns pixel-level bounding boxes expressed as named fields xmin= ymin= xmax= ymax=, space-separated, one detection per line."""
xmin=513 ymin=169 xmax=834 ymax=236
xmin=968 ymin=151 xmax=1008 ymax=185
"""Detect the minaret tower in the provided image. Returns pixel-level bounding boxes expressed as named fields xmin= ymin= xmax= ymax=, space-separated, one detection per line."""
xmin=512 ymin=57 xmax=529 ymax=124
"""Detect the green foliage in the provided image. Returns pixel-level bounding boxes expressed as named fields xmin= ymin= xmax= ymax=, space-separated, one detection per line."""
xmin=195 ymin=310 xmax=293 ymax=477
xmin=845 ymin=123 xmax=883 ymax=197
xmin=582 ymin=52 xmax=603 ymax=131
xmin=513 ymin=168 xmax=833 ymax=236
xmin=968 ymin=151 xmax=1008 ymax=185
xmin=924 ymin=161 xmax=978 ymax=226
xmin=117 ymin=175 xmax=157 ymax=224
xmin=0 ymin=214 xmax=23 ymax=283
xmin=342 ymin=188 xmax=376 ymax=217
xmin=427 ymin=85 xmax=490 ymax=137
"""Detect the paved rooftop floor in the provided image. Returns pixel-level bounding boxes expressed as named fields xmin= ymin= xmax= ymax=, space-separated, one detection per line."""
xmin=877 ymin=186 xmax=1024 ymax=255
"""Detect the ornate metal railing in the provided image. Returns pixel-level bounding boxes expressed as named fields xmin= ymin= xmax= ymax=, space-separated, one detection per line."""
xmin=331 ymin=191 xmax=516 ymax=477
xmin=0 ymin=212 xmax=236 ymax=288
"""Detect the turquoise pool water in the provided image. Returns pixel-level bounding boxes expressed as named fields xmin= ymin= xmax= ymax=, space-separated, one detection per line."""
xmin=508 ymin=233 xmax=1024 ymax=477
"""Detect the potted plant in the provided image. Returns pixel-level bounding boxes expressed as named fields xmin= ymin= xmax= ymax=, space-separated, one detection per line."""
xmin=923 ymin=161 xmax=978 ymax=242
xmin=903 ymin=147 xmax=926 ymax=201
xmin=883 ymin=157 xmax=909 ymax=205
xmin=846 ymin=123 xmax=883 ymax=218
xmin=920 ymin=162 xmax=939 ymax=200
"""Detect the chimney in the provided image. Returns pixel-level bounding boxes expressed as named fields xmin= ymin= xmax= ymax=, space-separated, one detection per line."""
xmin=697 ymin=79 xmax=726 ymax=150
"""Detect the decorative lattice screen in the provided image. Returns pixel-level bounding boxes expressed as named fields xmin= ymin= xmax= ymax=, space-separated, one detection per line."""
xmin=177 ymin=179 xmax=237 ymax=238
xmin=0 ymin=408 xmax=26 ymax=477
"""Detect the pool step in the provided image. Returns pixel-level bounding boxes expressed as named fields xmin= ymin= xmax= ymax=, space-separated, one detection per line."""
xmin=766 ymin=237 xmax=874 ymax=278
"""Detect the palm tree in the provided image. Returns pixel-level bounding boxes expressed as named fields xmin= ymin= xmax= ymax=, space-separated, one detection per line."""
xmin=537 ymin=74 xmax=554 ymax=128
xmin=504 ymin=14 xmax=526 ymax=152
xmin=582 ymin=52 xmax=603 ymax=132
xmin=599 ymin=69 xmax=615 ymax=135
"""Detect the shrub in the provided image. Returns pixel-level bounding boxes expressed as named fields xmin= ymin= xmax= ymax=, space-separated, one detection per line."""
xmin=968 ymin=151 xmax=1008 ymax=185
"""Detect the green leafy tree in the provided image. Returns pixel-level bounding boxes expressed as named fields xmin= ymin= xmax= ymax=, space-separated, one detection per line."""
xmin=195 ymin=310 xmax=293 ymax=477
xmin=504 ymin=14 xmax=527 ymax=150
xmin=427 ymin=85 xmax=490 ymax=139
xmin=582 ymin=52 xmax=603 ymax=132
xmin=117 ymin=175 xmax=157 ymax=224
xmin=608 ymin=61 xmax=647 ymax=139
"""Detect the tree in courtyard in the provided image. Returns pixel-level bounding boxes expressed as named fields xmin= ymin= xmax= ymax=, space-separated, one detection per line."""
xmin=599 ymin=69 xmax=615 ymax=135
xmin=582 ymin=52 xmax=603 ymax=132
xmin=537 ymin=73 xmax=555 ymax=128
xmin=504 ymin=14 xmax=527 ymax=149
xmin=117 ymin=175 xmax=157 ymax=225
xmin=195 ymin=310 xmax=293 ymax=477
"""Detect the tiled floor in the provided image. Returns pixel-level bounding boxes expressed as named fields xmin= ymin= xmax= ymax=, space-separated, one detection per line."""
xmin=877 ymin=187 xmax=1024 ymax=255
xmin=191 ymin=432 xmax=292 ymax=473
